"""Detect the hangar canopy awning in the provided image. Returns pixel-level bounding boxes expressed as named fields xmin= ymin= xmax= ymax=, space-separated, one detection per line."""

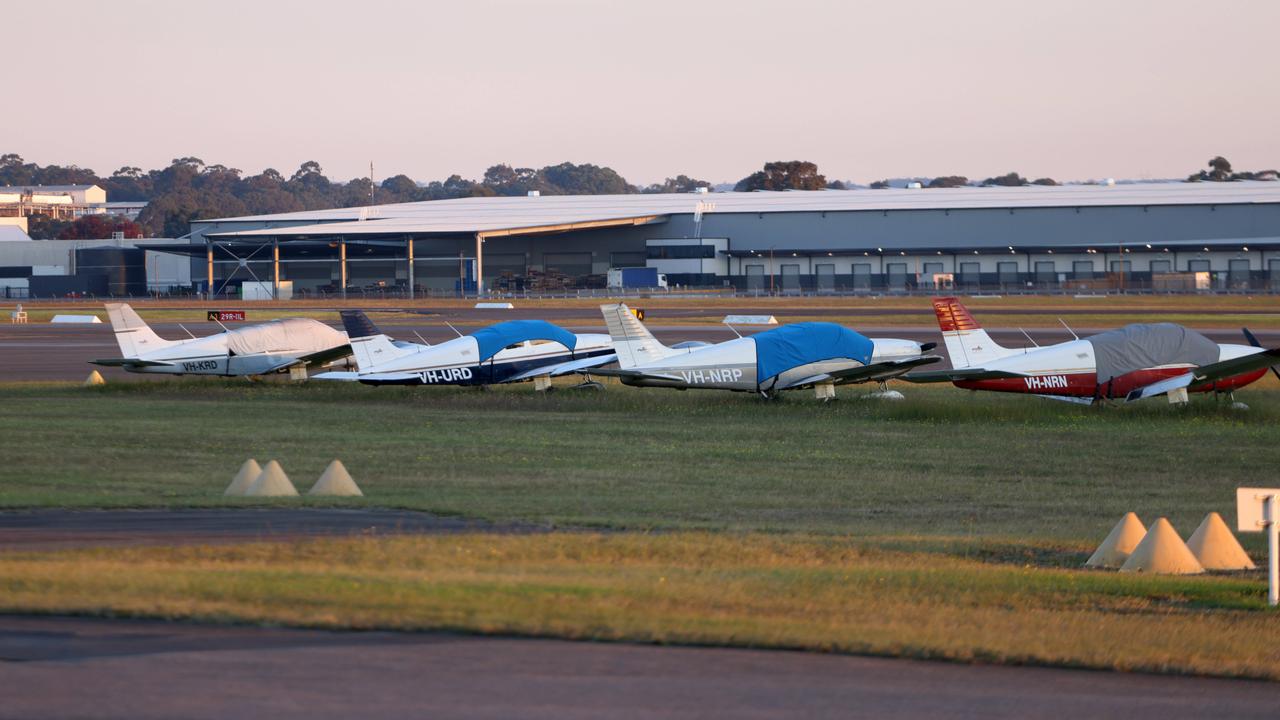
xmin=202 ymin=213 xmax=669 ymax=239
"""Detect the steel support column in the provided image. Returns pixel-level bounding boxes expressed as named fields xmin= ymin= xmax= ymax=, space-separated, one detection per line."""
xmin=407 ymin=236 xmax=415 ymax=300
xmin=206 ymin=240 xmax=214 ymax=300
xmin=339 ymin=239 xmax=348 ymax=300
xmin=272 ymin=239 xmax=280 ymax=300
xmin=474 ymin=232 xmax=484 ymax=298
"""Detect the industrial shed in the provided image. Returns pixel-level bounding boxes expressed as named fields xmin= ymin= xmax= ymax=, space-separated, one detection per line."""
xmin=160 ymin=182 xmax=1280 ymax=298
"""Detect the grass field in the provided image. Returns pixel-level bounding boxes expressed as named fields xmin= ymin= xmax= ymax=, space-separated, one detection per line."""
xmin=1 ymin=379 xmax=1277 ymax=545
xmin=3 ymin=377 xmax=1279 ymax=678
xmin=2 ymin=533 xmax=1277 ymax=679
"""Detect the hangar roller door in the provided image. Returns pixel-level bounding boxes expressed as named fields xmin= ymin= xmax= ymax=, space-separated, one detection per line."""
xmin=780 ymin=264 xmax=800 ymax=294
xmin=1149 ymin=259 xmax=1171 ymax=274
xmin=542 ymin=253 xmax=592 ymax=277
xmin=746 ymin=264 xmax=765 ymax=292
xmin=997 ymin=262 xmax=1018 ymax=287
xmin=1271 ymin=259 xmax=1280 ymax=290
xmin=815 ymin=263 xmax=835 ymax=292
xmin=852 ymin=263 xmax=871 ymax=291
xmin=959 ymin=262 xmax=980 ymax=289
xmin=886 ymin=263 xmax=907 ymax=292
xmin=1034 ymin=261 xmax=1055 ymax=287
xmin=1228 ymin=259 xmax=1250 ymax=289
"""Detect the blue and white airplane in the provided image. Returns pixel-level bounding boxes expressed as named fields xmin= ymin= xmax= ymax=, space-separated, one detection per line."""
xmin=591 ymin=303 xmax=940 ymax=399
xmin=314 ymin=311 xmax=616 ymax=388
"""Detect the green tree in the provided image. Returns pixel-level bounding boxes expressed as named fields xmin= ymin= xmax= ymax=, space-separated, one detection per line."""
xmin=734 ymin=161 xmax=827 ymax=192
xmin=641 ymin=174 xmax=712 ymax=194
xmin=25 ymin=213 xmax=73 ymax=240
xmin=980 ymin=172 xmax=1027 ymax=187
xmin=927 ymin=175 xmax=968 ymax=188
xmin=56 ymin=215 xmax=146 ymax=240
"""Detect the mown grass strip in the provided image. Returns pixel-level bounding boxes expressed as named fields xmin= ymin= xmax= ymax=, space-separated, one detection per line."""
xmin=0 ymin=533 xmax=1275 ymax=679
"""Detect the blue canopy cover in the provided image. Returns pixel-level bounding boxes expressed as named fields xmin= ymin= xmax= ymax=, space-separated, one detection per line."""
xmin=752 ymin=322 xmax=874 ymax=381
xmin=471 ymin=320 xmax=579 ymax=362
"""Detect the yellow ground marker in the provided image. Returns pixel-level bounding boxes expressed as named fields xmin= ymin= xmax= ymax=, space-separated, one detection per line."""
xmin=1119 ymin=518 xmax=1205 ymax=575
xmin=1084 ymin=512 xmax=1146 ymax=569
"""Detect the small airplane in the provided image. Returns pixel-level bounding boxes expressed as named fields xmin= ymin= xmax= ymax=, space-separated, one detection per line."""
xmin=591 ymin=303 xmax=940 ymax=399
xmin=904 ymin=297 xmax=1280 ymax=405
xmin=91 ymin=303 xmax=352 ymax=377
xmin=313 ymin=310 xmax=616 ymax=388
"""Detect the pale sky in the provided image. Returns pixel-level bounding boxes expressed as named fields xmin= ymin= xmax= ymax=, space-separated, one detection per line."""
xmin=7 ymin=0 xmax=1278 ymax=185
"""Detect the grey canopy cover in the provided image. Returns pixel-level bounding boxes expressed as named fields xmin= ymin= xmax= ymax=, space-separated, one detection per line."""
xmin=225 ymin=318 xmax=347 ymax=356
xmin=1087 ymin=323 xmax=1219 ymax=384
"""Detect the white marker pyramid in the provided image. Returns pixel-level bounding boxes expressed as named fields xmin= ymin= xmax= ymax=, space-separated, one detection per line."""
xmin=1085 ymin=512 xmax=1147 ymax=569
xmin=1119 ymin=518 xmax=1204 ymax=575
xmin=1187 ymin=512 xmax=1255 ymax=571
xmin=308 ymin=459 xmax=363 ymax=497
xmin=244 ymin=460 xmax=299 ymax=497
xmin=224 ymin=459 xmax=262 ymax=497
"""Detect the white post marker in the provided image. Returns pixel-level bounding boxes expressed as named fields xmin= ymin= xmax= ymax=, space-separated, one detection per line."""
xmin=1237 ymin=487 xmax=1280 ymax=606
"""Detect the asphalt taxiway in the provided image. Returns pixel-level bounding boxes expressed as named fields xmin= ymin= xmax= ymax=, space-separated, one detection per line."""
xmin=2 ymin=615 xmax=1276 ymax=720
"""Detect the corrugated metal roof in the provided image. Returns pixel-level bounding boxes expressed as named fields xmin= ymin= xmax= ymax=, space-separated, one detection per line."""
xmin=201 ymin=181 xmax=1280 ymax=238
xmin=0 ymin=184 xmax=101 ymax=193
xmin=0 ymin=226 xmax=33 ymax=242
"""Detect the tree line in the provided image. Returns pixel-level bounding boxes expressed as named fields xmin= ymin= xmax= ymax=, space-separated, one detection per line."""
xmin=0 ymin=154 xmax=717 ymax=238
xmin=1 ymin=153 xmax=1273 ymax=239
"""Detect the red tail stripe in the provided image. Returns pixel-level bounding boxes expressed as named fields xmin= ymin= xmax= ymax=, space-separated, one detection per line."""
xmin=932 ymin=297 xmax=980 ymax=332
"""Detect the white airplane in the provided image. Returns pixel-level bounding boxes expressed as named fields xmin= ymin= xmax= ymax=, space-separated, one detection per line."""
xmin=313 ymin=310 xmax=616 ymax=388
xmin=91 ymin=303 xmax=352 ymax=377
xmin=591 ymin=303 xmax=940 ymax=399
xmin=904 ymin=297 xmax=1280 ymax=405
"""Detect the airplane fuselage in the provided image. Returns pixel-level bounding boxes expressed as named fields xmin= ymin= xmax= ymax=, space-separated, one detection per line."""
xmin=952 ymin=340 xmax=1268 ymax=398
xmin=620 ymin=338 xmax=926 ymax=392
xmin=352 ymin=334 xmax=615 ymax=386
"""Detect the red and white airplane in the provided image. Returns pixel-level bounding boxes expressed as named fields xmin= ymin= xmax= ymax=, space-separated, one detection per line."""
xmin=905 ymin=297 xmax=1280 ymax=404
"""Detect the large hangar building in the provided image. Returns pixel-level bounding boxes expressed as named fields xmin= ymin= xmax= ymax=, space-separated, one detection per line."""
xmin=167 ymin=182 xmax=1280 ymax=297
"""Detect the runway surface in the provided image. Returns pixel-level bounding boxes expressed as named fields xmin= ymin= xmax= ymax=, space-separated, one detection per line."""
xmin=0 ymin=509 xmax=536 ymax=550
xmin=1 ymin=615 xmax=1274 ymax=720
xmin=3 ymin=313 xmax=1277 ymax=382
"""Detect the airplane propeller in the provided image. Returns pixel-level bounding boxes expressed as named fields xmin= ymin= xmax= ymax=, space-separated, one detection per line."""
xmin=1242 ymin=327 xmax=1280 ymax=382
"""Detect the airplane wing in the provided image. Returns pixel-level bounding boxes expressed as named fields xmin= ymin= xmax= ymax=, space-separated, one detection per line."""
xmin=773 ymin=356 xmax=944 ymax=391
xmin=310 ymin=371 xmax=361 ymax=382
xmin=829 ymin=355 xmax=943 ymax=384
xmin=89 ymin=358 xmax=175 ymax=368
xmin=505 ymin=353 xmax=618 ymax=382
xmin=589 ymin=367 xmax=686 ymax=382
xmin=259 ymin=344 xmax=355 ymax=374
xmin=1124 ymin=348 xmax=1280 ymax=402
xmin=899 ymin=367 xmax=1028 ymax=383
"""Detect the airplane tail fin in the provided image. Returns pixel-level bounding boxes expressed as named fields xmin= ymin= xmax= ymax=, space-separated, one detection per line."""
xmin=931 ymin=297 xmax=1018 ymax=368
xmin=340 ymin=310 xmax=416 ymax=372
xmin=600 ymin=303 xmax=676 ymax=369
xmin=104 ymin=303 xmax=175 ymax=357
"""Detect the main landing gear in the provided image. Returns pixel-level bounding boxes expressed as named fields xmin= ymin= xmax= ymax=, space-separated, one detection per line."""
xmin=1215 ymin=388 xmax=1249 ymax=411
xmin=864 ymin=380 xmax=904 ymax=401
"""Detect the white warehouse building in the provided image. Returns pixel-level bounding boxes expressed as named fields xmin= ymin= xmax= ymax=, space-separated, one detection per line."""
xmin=147 ymin=181 xmax=1280 ymax=298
